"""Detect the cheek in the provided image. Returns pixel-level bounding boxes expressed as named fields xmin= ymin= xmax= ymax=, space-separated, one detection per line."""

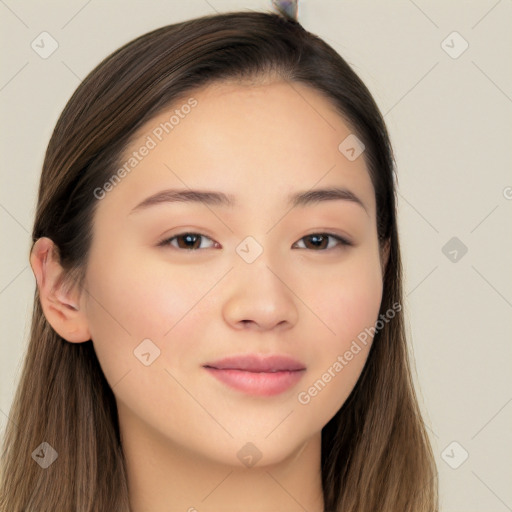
xmin=311 ymin=250 xmax=384 ymax=346
xmin=294 ymin=251 xmax=383 ymax=422
xmin=82 ymin=254 xmax=217 ymax=442
xmin=86 ymin=251 xmax=204 ymax=338
xmin=83 ymin=251 xmax=206 ymax=381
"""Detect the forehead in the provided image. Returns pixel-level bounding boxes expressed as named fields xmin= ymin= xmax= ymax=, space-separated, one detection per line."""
xmin=100 ymin=79 xmax=376 ymax=218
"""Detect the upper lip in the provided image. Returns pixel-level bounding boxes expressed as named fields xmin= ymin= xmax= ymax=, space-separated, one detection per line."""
xmin=203 ymin=354 xmax=306 ymax=372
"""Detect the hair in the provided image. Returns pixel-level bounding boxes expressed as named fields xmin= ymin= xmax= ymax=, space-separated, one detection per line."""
xmin=0 ymin=9 xmax=438 ymax=512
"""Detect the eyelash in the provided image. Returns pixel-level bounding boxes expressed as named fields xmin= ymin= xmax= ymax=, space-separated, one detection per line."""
xmin=157 ymin=232 xmax=353 ymax=252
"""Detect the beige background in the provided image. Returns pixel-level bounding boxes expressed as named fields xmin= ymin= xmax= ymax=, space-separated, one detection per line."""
xmin=1 ymin=1 xmax=511 ymax=510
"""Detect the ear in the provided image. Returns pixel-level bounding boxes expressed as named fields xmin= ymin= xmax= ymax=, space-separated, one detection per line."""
xmin=30 ymin=237 xmax=91 ymax=343
xmin=380 ymin=238 xmax=390 ymax=279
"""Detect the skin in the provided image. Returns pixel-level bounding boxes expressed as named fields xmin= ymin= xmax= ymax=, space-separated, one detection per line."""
xmin=31 ymin=79 xmax=389 ymax=512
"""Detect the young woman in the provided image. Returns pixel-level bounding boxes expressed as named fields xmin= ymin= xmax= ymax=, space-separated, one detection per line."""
xmin=0 ymin=8 xmax=438 ymax=512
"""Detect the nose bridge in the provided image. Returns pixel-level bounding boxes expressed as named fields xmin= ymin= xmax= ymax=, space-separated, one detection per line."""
xmin=234 ymin=231 xmax=288 ymax=287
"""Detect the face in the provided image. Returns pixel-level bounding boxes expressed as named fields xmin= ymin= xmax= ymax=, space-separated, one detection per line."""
xmin=81 ymin=80 xmax=385 ymax=467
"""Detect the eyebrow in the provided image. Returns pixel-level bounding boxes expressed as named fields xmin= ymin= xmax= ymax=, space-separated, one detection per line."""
xmin=129 ymin=186 xmax=368 ymax=215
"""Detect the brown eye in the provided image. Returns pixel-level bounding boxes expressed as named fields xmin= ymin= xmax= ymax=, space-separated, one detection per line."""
xmin=158 ymin=233 xmax=218 ymax=250
xmin=293 ymin=233 xmax=351 ymax=251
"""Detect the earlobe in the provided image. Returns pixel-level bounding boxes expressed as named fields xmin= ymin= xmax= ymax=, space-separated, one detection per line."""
xmin=30 ymin=237 xmax=91 ymax=343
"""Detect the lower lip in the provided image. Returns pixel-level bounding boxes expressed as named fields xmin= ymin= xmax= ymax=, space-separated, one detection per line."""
xmin=204 ymin=367 xmax=305 ymax=396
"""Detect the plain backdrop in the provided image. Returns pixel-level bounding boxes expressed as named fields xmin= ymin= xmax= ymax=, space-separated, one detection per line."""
xmin=1 ymin=1 xmax=511 ymax=510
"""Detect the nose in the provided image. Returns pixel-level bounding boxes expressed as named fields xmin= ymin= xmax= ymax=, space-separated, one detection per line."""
xmin=222 ymin=256 xmax=299 ymax=332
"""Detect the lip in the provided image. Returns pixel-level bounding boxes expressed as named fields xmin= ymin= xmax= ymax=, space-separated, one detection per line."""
xmin=203 ymin=354 xmax=306 ymax=397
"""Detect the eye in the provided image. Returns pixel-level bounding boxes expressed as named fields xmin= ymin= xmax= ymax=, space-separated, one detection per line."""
xmin=157 ymin=231 xmax=352 ymax=252
xmin=157 ymin=232 xmax=219 ymax=250
xmin=293 ymin=233 xmax=352 ymax=251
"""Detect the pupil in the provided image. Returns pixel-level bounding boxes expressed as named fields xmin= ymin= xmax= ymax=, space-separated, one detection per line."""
xmin=183 ymin=234 xmax=198 ymax=248
xmin=309 ymin=234 xmax=325 ymax=248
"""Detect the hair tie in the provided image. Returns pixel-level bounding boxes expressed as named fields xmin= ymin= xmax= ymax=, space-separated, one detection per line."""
xmin=271 ymin=0 xmax=298 ymax=21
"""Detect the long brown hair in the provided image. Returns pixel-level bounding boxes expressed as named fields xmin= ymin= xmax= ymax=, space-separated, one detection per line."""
xmin=0 ymin=10 xmax=438 ymax=511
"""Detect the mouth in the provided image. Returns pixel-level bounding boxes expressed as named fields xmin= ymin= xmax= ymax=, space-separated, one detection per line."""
xmin=203 ymin=354 xmax=306 ymax=397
